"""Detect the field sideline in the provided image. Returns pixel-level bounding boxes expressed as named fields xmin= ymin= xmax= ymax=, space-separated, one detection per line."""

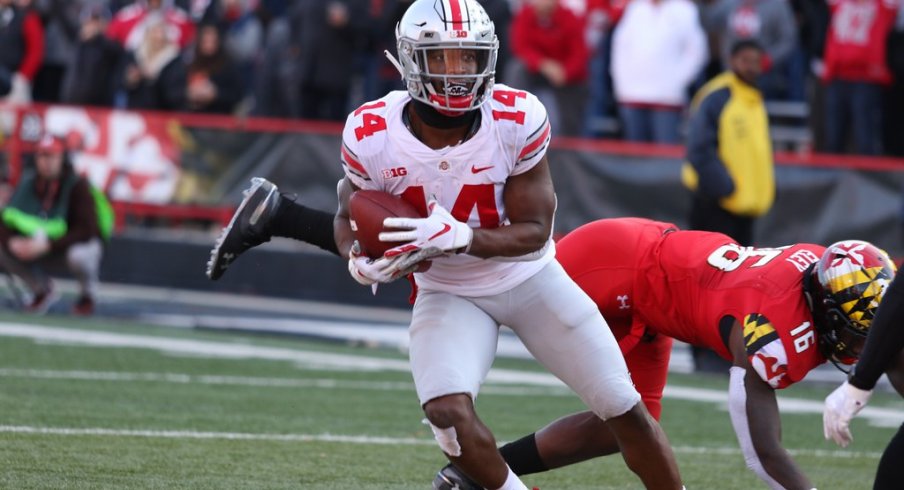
xmin=0 ymin=313 xmax=901 ymax=489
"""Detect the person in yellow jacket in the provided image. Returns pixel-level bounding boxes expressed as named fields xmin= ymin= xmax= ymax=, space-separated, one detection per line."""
xmin=682 ymin=39 xmax=774 ymax=247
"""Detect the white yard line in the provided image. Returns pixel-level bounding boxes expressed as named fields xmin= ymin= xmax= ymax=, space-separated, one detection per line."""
xmin=0 ymin=425 xmax=882 ymax=459
xmin=1 ymin=322 xmax=902 ymax=427
xmin=61 ymin=279 xmax=414 ymax=324
xmin=0 ymin=323 xmax=412 ymax=372
xmin=0 ymin=368 xmax=569 ymax=397
xmin=0 ymin=425 xmax=434 ymax=446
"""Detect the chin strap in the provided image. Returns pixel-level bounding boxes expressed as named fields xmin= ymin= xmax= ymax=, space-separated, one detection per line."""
xmin=801 ymin=263 xmax=817 ymax=311
xmin=801 ymin=263 xmax=846 ymax=368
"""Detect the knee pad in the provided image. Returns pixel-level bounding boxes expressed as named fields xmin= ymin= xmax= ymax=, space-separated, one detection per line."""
xmin=424 ymin=419 xmax=462 ymax=457
xmin=587 ymin=370 xmax=641 ymax=420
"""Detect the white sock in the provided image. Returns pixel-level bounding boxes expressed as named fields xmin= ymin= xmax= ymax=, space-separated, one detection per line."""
xmin=495 ymin=466 xmax=529 ymax=490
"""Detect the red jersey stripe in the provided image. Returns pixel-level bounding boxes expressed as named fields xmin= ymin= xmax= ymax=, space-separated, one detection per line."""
xmin=518 ymin=121 xmax=551 ymax=160
xmin=341 ymin=145 xmax=368 ymax=177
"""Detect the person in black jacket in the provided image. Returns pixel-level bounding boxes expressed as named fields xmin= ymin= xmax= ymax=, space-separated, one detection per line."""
xmin=824 ymin=273 xmax=904 ymax=490
xmin=0 ymin=135 xmax=104 ymax=315
xmin=185 ymin=22 xmax=242 ymax=113
xmin=290 ymin=0 xmax=369 ymax=121
xmin=61 ymin=4 xmax=123 ymax=106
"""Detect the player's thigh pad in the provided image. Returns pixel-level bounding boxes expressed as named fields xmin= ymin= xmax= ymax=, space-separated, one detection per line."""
xmin=486 ymin=261 xmax=640 ymax=420
xmin=409 ymin=290 xmax=499 ymax=406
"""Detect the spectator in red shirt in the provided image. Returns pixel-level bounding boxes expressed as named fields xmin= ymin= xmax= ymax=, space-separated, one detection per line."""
xmin=0 ymin=0 xmax=44 ymax=105
xmin=822 ymin=0 xmax=899 ymax=155
xmin=510 ymin=0 xmax=590 ymax=136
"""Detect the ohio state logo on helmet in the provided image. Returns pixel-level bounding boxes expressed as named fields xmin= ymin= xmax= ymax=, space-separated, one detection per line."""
xmin=386 ymin=0 xmax=498 ymax=114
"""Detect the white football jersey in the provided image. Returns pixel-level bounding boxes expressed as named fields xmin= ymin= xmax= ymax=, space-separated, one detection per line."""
xmin=341 ymin=84 xmax=555 ymax=297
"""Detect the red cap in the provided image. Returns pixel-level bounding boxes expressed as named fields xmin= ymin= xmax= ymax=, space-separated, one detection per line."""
xmin=37 ymin=134 xmax=66 ymax=154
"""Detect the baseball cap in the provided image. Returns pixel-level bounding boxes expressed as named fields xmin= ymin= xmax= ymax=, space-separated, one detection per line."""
xmin=37 ymin=134 xmax=66 ymax=155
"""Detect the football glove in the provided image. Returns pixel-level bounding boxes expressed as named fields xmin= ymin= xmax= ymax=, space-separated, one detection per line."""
xmin=388 ymin=248 xmax=438 ymax=277
xmin=823 ymin=380 xmax=872 ymax=447
xmin=380 ymin=200 xmax=472 ymax=261
xmin=347 ymin=241 xmax=415 ymax=286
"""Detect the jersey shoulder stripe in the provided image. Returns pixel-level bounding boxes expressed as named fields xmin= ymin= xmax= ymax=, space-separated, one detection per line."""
xmin=341 ymin=142 xmax=369 ymax=181
xmin=518 ymin=115 xmax=551 ymax=162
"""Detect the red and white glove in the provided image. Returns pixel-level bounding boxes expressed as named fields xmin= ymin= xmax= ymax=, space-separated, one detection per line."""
xmin=380 ymin=200 xmax=472 ymax=262
xmin=347 ymin=241 xmax=414 ymax=286
xmin=823 ymin=380 xmax=873 ymax=447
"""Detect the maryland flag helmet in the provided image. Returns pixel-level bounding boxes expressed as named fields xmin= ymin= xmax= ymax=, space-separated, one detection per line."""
xmin=806 ymin=240 xmax=897 ymax=367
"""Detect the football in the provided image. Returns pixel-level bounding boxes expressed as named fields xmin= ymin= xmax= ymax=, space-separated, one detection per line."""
xmin=349 ymin=190 xmax=428 ymax=264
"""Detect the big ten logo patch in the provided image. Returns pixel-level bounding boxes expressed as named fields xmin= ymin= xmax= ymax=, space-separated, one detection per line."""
xmin=382 ymin=167 xmax=408 ymax=179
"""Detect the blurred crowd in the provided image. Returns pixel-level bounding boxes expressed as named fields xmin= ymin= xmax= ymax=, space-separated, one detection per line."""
xmin=1 ymin=0 xmax=903 ymax=156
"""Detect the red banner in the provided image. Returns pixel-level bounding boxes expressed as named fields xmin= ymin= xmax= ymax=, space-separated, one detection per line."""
xmin=6 ymin=104 xmax=181 ymax=204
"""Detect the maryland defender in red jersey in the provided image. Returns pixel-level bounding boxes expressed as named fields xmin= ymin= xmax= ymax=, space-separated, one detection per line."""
xmin=433 ymin=217 xmax=895 ymax=490
xmin=560 ymin=218 xmax=827 ymax=398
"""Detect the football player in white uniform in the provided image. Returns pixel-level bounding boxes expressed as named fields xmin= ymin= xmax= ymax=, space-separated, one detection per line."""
xmin=208 ymin=1 xmax=683 ymax=488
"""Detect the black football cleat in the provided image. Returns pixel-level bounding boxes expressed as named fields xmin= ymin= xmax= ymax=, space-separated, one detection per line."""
xmin=432 ymin=463 xmax=483 ymax=490
xmin=206 ymin=177 xmax=281 ymax=280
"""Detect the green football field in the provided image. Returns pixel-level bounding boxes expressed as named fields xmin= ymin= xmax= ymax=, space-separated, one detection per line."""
xmin=0 ymin=312 xmax=900 ymax=489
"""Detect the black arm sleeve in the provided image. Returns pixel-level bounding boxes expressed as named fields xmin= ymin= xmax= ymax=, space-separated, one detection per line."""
xmin=850 ymin=274 xmax=904 ymax=390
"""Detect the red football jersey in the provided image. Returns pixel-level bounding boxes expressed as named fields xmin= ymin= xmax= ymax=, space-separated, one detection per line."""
xmin=557 ymin=218 xmax=828 ymax=389
xmin=823 ymin=0 xmax=899 ymax=84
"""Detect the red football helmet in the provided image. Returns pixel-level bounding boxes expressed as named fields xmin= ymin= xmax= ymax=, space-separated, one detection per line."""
xmin=805 ymin=240 xmax=897 ymax=368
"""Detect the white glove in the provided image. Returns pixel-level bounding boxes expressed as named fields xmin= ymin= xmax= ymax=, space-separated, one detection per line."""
xmin=347 ymin=241 xmax=414 ymax=286
xmin=5 ymin=72 xmax=31 ymax=105
xmin=823 ymin=380 xmax=873 ymax=448
xmin=380 ymin=199 xmax=473 ymax=260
